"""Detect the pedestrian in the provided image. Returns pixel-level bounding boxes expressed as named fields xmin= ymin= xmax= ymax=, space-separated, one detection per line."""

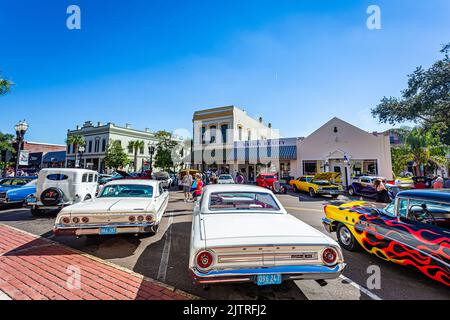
xmin=191 ymin=173 xmax=204 ymax=201
xmin=236 ymin=172 xmax=244 ymax=184
xmin=374 ymin=179 xmax=390 ymax=203
xmin=182 ymin=173 xmax=193 ymax=202
xmin=209 ymin=173 xmax=218 ymax=184
xmin=433 ymin=176 xmax=444 ymax=189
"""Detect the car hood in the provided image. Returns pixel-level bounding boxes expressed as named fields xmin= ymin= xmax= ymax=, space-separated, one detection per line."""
xmin=62 ymin=197 xmax=156 ymax=214
xmin=313 ymin=172 xmax=341 ymax=181
xmin=201 ymin=213 xmax=334 ymax=247
xmin=7 ymin=186 xmax=36 ymax=194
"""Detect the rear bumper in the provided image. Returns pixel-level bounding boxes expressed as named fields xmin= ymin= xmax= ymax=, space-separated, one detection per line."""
xmin=190 ymin=263 xmax=345 ymax=284
xmin=53 ymin=222 xmax=155 ymax=236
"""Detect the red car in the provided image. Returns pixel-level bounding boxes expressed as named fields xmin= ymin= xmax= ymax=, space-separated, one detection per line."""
xmin=256 ymin=173 xmax=287 ymax=194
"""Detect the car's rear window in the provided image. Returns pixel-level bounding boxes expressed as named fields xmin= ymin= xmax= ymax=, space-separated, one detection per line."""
xmin=208 ymin=192 xmax=280 ymax=212
xmin=219 ymin=175 xmax=233 ymax=180
xmin=263 ymin=175 xmax=276 ymax=179
xmin=100 ymin=184 xmax=153 ymax=198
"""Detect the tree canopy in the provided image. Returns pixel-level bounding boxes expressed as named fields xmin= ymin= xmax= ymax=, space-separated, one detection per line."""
xmin=104 ymin=140 xmax=129 ymax=170
xmin=153 ymin=130 xmax=179 ymax=172
xmin=371 ymin=43 xmax=450 ymax=144
xmin=0 ymin=73 xmax=13 ymax=95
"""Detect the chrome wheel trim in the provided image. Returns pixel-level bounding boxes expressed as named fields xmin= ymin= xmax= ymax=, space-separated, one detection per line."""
xmin=339 ymin=226 xmax=352 ymax=246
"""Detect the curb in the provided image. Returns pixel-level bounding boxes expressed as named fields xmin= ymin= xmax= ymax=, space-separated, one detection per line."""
xmin=0 ymin=223 xmax=200 ymax=300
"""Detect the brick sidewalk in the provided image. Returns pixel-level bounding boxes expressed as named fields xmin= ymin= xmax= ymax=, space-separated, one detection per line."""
xmin=0 ymin=224 xmax=197 ymax=300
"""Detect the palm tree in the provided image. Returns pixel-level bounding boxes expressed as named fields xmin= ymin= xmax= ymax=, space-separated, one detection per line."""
xmin=0 ymin=76 xmax=12 ymax=96
xmin=128 ymin=140 xmax=145 ymax=172
xmin=66 ymin=135 xmax=86 ymax=167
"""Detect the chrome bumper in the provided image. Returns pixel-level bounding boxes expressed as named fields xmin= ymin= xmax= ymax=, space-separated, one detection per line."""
xmin=53 ymin=222 xmax=155 ymax=236
xmin=316 ymin=190 xmax=343 ymax=195
xmin=190 ymin=263 xmax=345 ymax=284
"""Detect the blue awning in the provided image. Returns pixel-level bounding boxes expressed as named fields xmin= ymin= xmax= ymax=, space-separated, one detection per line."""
xmin=43 ymin=151 xmax=66 ymax=163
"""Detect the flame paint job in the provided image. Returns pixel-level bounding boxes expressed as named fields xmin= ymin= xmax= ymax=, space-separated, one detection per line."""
xmin=324 ymin=201 xmax=450 ymax=286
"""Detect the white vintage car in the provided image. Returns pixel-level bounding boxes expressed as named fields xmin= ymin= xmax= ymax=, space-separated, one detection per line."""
xmin=189 ymin=184 xmax=345 ymax=286
xmin=27 ymin=168 xmax=99 ymax=215
xmin=53 ymin=179 xmax=168 ymax=237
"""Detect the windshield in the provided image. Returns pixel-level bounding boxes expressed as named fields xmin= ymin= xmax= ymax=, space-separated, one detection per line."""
xmin=99 ymin=184 xmax=153 ymax=198
xmin=24 ymin=180 xmax=37 ymax=187
xmin=219 ymin=175 xmax=233 ymax=180
xmin=209 ymin=192 xmax=280 ymax=212
xmin=312 ymin=180 xmax=331 ymax=185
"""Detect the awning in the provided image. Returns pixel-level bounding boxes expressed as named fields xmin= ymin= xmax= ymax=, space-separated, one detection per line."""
xmin=43 ymin=151 xmax=66 ymax=163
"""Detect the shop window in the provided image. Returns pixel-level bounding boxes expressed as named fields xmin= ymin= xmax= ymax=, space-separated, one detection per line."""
xmin=303 ymin=161 xmax=317 ymax=175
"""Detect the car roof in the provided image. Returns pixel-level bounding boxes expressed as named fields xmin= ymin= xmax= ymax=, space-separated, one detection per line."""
xmin=397 ymin=189 xmax=450 ymax=203
xmin=105 ymin=179 xmax=160 ymax=187
xmin=39 ymin=168 xmax=97 ymax=174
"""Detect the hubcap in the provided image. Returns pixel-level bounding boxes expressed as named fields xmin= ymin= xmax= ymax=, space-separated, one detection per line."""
xmin=339 ymin=227 xmax=352 ymax=246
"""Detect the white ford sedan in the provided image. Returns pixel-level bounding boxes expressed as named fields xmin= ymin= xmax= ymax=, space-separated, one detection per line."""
xmin=189 ymin=184 xmax=345 ymax=286
xmin=53 ymin=180 xmax=168 ymax=237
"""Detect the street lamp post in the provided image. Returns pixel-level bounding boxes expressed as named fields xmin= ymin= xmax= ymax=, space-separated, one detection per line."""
xmin=14 ymin=120 xmax=29 ymax=177
xmin=148 ymin=144 xmax=155 ymax=174
xmin=77 ymin=146 xmax=85 ymax=168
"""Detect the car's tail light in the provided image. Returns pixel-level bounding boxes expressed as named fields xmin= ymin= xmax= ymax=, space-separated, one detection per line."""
xmin=129 ymin=216 xmax=136 ymax=222
xmin=137 ymin=215 xmax=144 ymax=222
xmin=322 ymin=247 xmax=338 ymax=265
xmin=196 ymin=251 xmax=214 ymax=269
xmin=145 ymin=215 xmax=153 ymax=222
xmin=62 ymin=217 xmax=70 ymax=224
xmin=81 ymin=217 xmax=89 ymax=223
xmin=323 ymin=205 xmax=328 ymax=214
xmin=72 ymin=217 xmax=80 ymax=223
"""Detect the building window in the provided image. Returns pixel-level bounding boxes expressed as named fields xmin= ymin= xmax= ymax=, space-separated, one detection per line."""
xmin=128 ymin=144 xmax=133 ymax=153
xmin=201 ymin=126 xmax=206 ymax=144
xmin=238 ymin=125 xmax=243 ymax=141
xmin=140 ymin=144 xmax=144 ymax=154
xmin=210 ymin=126 xmax=217 ymax=143
xmin=102 ymin=139 xmax=106 ymax=152
xmin=88 ymin=141 xmax=92 ymax=153
xmin=303 ymin=161 xmax=318 ymax=175
xmin=247 ymin=130 xmax=251 ymax=141
xmin=94 ymin=137 xmax=100 ymax=153
xmin=221 ymin=124 xmax=228 ymax=143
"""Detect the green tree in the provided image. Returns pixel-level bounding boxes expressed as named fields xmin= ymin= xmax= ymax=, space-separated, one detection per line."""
xmin=153 ymin=130 xmax=178 ymax=172
xmin=66 ymin=134 xmax=86 ymax=167
xmin=393 ymin=127 xmax=448 ymax=176
xmin=371 ymin=43 xmax=450 ymax=144
xmin=0 ymin=132 xmax=16 ymax=174
xmin=0 ymin=73 xmax=13 ymax=95
xmin=104 ymin=140 xmax=129 ymax=170
xmin=127 ymin=140 xmax=144 ymax=172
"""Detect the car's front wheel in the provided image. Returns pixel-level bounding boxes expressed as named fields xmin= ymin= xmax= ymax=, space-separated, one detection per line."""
xmin=293 ymin=184 xmax=300 ymax=193
xmin=337 ymin=224 xmax=361 ymax=251
xmin=309 ymin=188 xmax=316 ymax=198
xmin=348 ymin=187 xmax=355 ymax=196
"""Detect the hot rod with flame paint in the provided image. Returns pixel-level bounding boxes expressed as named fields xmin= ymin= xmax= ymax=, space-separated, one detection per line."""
xmin=322 ymin=189 xmax=450 ymax=286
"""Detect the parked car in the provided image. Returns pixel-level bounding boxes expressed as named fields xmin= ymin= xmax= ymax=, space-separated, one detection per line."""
xmin=289 ymin=172 xmax=343 ymax=198
xmin=256 ymin=173 xmax=287 ymax=194
xmin=53 ymin=180 xmax=168 ymax=237
xmin=152 ymin=171 xmax=172 ymax=188
xmin=217 ymin=174 xmax=235 ymax=184
xmin=0 ymin=176 xmax=37 ymax=193
xmin=322 ymin=189 xmax=450 ymax=286
xmin=348 ymin=176 xmax=398 ymax=200
xmin=189 ymin=184 xmax=345 ymax=286
xmin=412 ymin=176 xmax=430 ymax=189
xmin=26 ymin=168 xmax=99 ymax=215
xmin=0 ymin=179 xmax=37 ymax=206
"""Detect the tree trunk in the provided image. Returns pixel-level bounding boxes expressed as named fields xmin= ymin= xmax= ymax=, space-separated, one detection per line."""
xmin=134 ymin=149 xmax=138 ymax=172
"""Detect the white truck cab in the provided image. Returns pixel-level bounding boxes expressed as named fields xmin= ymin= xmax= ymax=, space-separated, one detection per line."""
xmin=27 ymin=168 xmax=99 ymax=215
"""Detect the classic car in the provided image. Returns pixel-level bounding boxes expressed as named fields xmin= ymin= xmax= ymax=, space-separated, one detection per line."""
xmin=189 ymin=184 xmax=345 ymax=286
xmin=0 ymin=179 xmax=36 ymax=206
xmin=322 ymin=189 xmax=450 ymax=286
xmin=217 ymin=174 xmax=235 ymax=184
xmin=54 ymin=179 xmax=169 ymax=237
xmin=348 ymin=176 xmax=399 ymax=200
xmin=256 ymin=173 xmax=287 ymax=194
xmin=0 ymin=176 xmax=37 ymax=193
xmin=289 ymin=172 xmax=343 ymax=198
xmin=26 ymin=168 xmax=99 ymax=215
xmin=152 ymin=171 xmax=172 ymax=188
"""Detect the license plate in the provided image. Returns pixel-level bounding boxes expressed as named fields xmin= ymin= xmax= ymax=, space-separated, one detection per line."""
xmin=256 ymin=274 xmax=282 ymax=286
xmin=99 ymin=227 xmax=117 ymax=235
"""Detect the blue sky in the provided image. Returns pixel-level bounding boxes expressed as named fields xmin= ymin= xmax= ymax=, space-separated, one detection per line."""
xmin=0 ymin=0 xmax=449 ymax=144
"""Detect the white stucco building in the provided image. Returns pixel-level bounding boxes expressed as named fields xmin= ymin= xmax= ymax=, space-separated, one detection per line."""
xmin=66 ymin=121 xmax=159 ymax=173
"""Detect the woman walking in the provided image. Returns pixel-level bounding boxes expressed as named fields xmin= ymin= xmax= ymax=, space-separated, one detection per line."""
xmin=374 ymin=179 xmax=390 ymax=203
xmin=191 ymin=173 xmax=204 ymax=201
xmin=182 ymin=173 xmax=193 ymax=202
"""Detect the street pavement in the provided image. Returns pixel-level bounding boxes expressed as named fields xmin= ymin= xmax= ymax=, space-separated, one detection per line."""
xmin=0 ymin=188 xmax=448 ymax=300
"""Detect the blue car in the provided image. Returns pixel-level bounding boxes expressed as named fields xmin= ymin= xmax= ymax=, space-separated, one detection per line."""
xmin=0 ymin=177 xmax=37 ymax=206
